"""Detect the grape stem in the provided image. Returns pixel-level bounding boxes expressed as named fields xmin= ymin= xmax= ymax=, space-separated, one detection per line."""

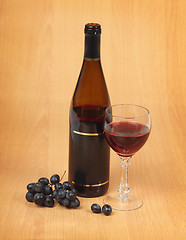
xmin=60 ymin=170 xmax=66 ymax=182
xmin=49 ymin=170 xmax=67 ymax=187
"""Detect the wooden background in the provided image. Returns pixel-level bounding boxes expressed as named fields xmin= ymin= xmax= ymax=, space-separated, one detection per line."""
xmin=0 ymin=0 xmax=185 ymax=239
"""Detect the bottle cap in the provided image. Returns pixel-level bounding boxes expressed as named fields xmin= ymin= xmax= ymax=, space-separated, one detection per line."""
xmin=84 ymin=23 xmax=101 ymax=34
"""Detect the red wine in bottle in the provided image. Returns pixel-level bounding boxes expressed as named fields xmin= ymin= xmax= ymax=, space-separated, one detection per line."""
xmin=68 ymin=23 xmax=111 ymax=197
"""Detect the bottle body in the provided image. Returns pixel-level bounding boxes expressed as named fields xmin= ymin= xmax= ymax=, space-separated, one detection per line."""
xmin=68 ymin=24 xmax=110 ymax=197
xmin=69 ymin=104 xmax=110 ymax=197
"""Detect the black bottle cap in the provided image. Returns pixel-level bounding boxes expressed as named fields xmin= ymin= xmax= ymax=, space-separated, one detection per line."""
xmin=84 ymin=23 xmax=101 ymax=34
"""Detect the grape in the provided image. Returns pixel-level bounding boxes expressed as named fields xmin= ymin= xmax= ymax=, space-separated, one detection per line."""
xmin=102 ymin=204 xmax=112 ymax=216
xmin=35 ymin=182 xmax=44 ymax=193
xmin=44 ymin=185 xmax=52 ymax=195
xmin=50 ymin=174 xmax=60 ymax=184
xmin=34 ymin=193 xmax=45 ymax=206
xmin=63 ymin=181 xmax=72 ymax=190
xmin=38 ymin=177 xmax=49 ymax=186
xmin=51 ymin=189 xmax=58 ymax=199
xmin=62 ymin=198 xmax=70 ymax=208
xmin=27 ymin=183 xmax=36 ymax=194
xmin=70 ymin=198 xmax=80 ymax=208
xmin=44 ymin=196 xmax=54 ymax=207
xmin=71 ymin=188 xmax=77 ymax=195
xmin=57 ymin=189 xmax=66 ymax=199
xmin=55 ymin=183 xmax=63 ymax=191
xmin=66 ymin=190 xmax=76 ymax=200
xmin=26 ymin=192 xmax=34 ymax=202
xmin=56 ymin=198 xmax=63 ymax=205
xmin=91 ymin=204 xmax=102 ymax=213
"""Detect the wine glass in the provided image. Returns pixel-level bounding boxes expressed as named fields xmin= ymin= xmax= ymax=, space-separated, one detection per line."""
xmin=104 ymin=104 xmax=151 ymax=211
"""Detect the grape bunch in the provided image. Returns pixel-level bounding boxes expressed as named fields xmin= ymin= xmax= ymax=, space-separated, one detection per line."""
xmin=26 ymin=174 xmax=80 ymax=209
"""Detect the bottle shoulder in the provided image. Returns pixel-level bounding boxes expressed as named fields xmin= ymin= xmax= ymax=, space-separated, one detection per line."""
xmin=72 ymin=59 xmax=110 ymax=108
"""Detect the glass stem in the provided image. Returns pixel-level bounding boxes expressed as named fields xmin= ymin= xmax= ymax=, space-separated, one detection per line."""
xmin=118 ymin=157 xmax=131 ymax=200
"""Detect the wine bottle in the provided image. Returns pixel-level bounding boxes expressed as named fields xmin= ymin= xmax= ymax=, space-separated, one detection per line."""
xmin=68 ymin=23 xmax=111 ymax=197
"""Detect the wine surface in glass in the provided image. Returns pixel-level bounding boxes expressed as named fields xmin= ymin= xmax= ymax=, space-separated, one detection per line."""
xmin=104 ymin=121 xmax=150 ymax=157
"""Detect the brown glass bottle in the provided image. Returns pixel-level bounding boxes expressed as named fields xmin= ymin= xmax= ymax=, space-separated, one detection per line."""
xmin=68 ymin=23 xmax=111 ymax=197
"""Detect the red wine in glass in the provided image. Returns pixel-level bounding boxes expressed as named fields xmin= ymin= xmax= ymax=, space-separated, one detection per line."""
xmin=104 ymin=122 xmax=150 ymax=157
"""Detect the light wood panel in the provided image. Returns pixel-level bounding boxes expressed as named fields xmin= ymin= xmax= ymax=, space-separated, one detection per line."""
xmin=0 ymin=0 xmax=185 ymax=239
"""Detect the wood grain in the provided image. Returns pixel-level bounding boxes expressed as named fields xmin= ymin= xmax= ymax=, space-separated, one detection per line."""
xmin=0 ymin=0 xmax=185 ymax=239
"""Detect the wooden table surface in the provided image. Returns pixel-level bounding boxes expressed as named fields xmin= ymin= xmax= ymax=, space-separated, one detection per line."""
xmin=0 ymin=0 xmax=185 ymax=239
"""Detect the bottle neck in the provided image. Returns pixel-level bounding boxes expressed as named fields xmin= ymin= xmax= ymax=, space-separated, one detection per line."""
xmin=84 ymin=34 xmax=100 ymax=59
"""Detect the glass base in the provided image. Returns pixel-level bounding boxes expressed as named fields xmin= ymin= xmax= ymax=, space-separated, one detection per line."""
xmin=103 ymin=192 xmax=143 ymax=211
